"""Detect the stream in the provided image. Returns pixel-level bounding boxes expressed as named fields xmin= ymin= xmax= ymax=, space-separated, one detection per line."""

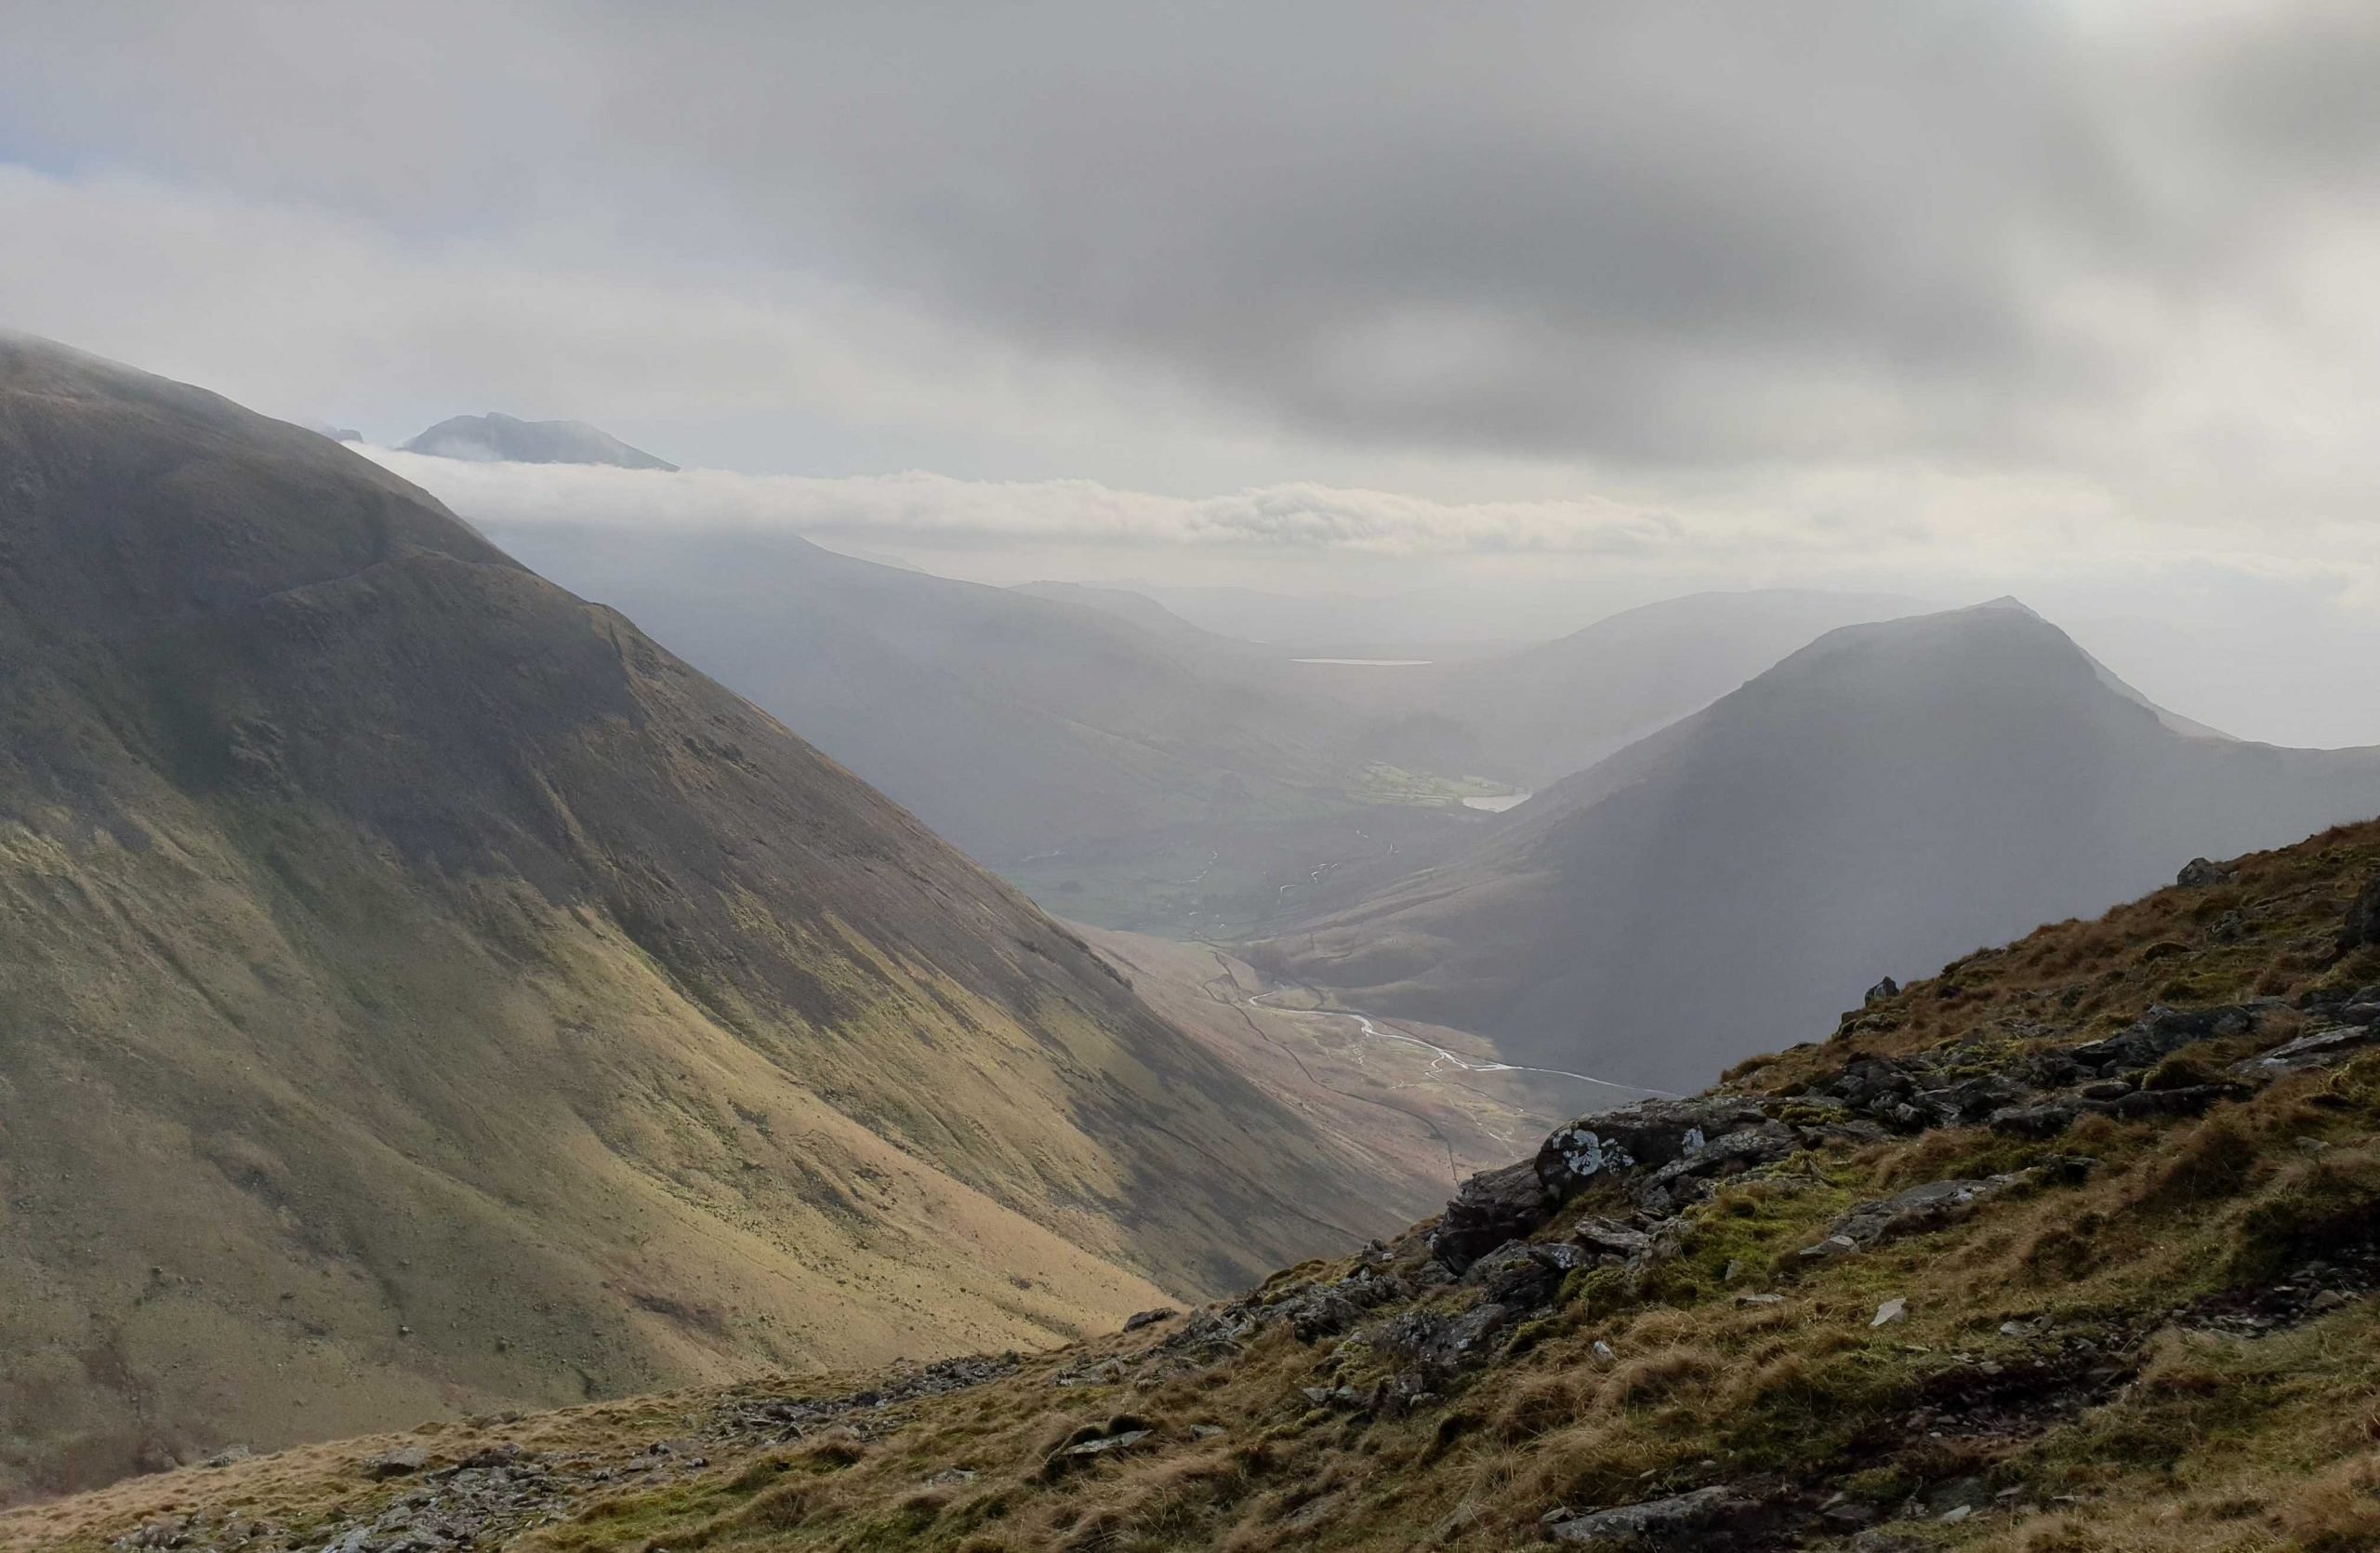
xmin=1246 ymin=990 xmax=1673 ymax=1098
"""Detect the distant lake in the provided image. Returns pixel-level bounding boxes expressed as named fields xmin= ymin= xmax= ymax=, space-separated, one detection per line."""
xmin=1461 ymin=792 xmax=1530 ymax=813
xmin=1291 ymin=657 xmax=1434 ymax=666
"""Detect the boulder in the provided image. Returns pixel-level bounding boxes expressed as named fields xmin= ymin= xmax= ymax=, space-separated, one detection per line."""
xmin=1459 ymin=1241 xmax=1583 ymax=1308
xmin=2176 ymin=857 xmax=2232 ymax=889
xmin=1865 ymin=976 xmax=1901 ymax=1006
xmin=2071 ymin=1004 xmax=2264 ymax=1073
xmin=1989 ymin=1102 xmax=2079 ymax=1139
xmin=1546 ymin=1485 xmax=1757 ymax=1546
xmin=1828 ymin=1177 xmax=2006 ymax=1247
xmin=1121 ymin=1307 xmax=1178 ymax=1333
xmin=2237 ymin=1026 xmax=2379 ymax=1076
xmin=1364 ymin=1301 xmax=1513 ymax=1382
xmin=1534 ymin=1098 xmax=1774 ymax=1201
xmin=1262 ymin=1268 xmax=1407 ymax=1341
xmin=1432 ymin=1161 xmax=1555 ymax=1271
xmin=1571 ymin=1218 xmax=1654 ymax=1259
xmin=2343 ymin=874 xmax=2380 ymax=952
xmin=364 ymin=1445 xmax=431 ymax=1480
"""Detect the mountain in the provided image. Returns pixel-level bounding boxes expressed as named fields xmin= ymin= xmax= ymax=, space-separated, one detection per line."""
xmin=1390 ymin=588 xmax=1924 ymax=787
xmin=1009 ymin=578 xmax=1239 ymax=656
xmin=1251 ymin=601 xmax=2380 ymax=1092
xmin=34 ymin=820 xmax=2380 ymax=1551
xmin=0 ymin=338 xmax=1408 ymax=1500
xmin=400 ymin=411 xmax=677 ymax=471
xmin=470 ymin=524 xmax=1375 ymax=869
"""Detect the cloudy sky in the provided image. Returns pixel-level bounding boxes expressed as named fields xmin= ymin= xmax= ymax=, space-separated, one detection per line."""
xmin=5 ymin=2 xmax=2378 ymax=742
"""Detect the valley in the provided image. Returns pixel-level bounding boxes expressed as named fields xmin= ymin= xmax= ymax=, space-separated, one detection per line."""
xmin=14 ymin=9 xmax=2380 ymax=1547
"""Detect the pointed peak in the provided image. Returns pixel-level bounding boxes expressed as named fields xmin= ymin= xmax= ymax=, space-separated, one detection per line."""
xmin=1971 ymin=595 xmax=2043 ymax=618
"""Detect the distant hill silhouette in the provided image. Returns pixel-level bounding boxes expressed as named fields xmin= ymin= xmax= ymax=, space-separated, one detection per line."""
xmin=402 ymin=409 xmax=677 ymax=470
xmin=1254 ymin=601 xmax=2380 ymax=1091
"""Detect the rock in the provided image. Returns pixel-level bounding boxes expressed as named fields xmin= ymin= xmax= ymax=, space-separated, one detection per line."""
xmin=927 ymin=1467 xmax=979 ymax=1486
xmin=1190 ymin=1424 xmax=1226 ymax=1440
xmin=1989 ymin=1102 xmax=2079 ymax=1139
xmin=1300 ymin=1385 xmax=1363 ymax=1410
xmin=1572 ymin=1217 xmax=1653 ymax=1258
xmin=1871 ymin=1297 xmax=1908 ymax=1327
xmin=2073 ymin=1004 xmax=2263 ymax=1073
xmin=1063 ymin=1428 xmax=1151 ymax=1458
xmin=1736 ymin=1293 xmax=1784 ymax=1307
xmin=2176 ymin=857 xmax=2231 ymax=889
xmin=1865 ymin=976 xmax=1901 ymax=1006
xmin=1798 ymin=1234 xmax=1858 ymax=1260
xmin=1534 ymin=1098 xmax=1774 ymax=1202
xmin=2078 ymin=1079 xmax=2134 ymax=1101
xmin=1545 ymin=1485 xmax=1753 ymax=1546
xmin=2236 ymin=1026 xmax=2378 ymax=1076
xmin=1365 ymin=1301 xmax=1513 ymax=1381
xmin=1592 ymin=1340 xmax=1617 ymax=1362
xmin=2342 ymin=874 xmax=2380 ymax=952
xmin=1459 ymin=1241 xmax=1583 ymax=1308
xmin=365 ymin=1445 xmax=431 ymax=1480
xmin=2342 ymin=989 xmax=2380 ymax=1027
xmin=201 ymin=1445 xmax=253 ymax=1468
xmin=1121 ymin=1306 xmax=1178 ymax=1333
xmin=1828 ymin=1177 xmax=2007 ymax=1247
xmin=1918 ymin=1074 xmax=2031 ymax=1123
xmin=2105 ymin=1083 xmax=2245 ymax=1121
xmin=1263 ymin=1268 xmax=1408 ymax=1341
xmin=1432 ymin=1160 xmax=1554 ymax=1271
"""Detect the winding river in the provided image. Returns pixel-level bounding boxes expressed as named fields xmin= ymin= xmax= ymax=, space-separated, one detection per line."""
xmin=1245 ymin=990 xmax=1673 ymax=1099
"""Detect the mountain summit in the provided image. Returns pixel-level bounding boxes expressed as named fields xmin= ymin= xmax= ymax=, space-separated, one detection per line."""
xmin=1254 ymin=601 xmax=2380 ymax=1092
xmin=400 ymin=409 xmax=678 ymax=470
xmin=0 ymin=338 xmax=1399 ymax=1497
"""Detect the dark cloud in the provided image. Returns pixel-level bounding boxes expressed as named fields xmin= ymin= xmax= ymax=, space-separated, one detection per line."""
xmin=4 ymin=1 xmax=2378 ymax=472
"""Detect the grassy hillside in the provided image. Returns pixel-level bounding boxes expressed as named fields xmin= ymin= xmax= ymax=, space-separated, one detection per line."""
xmin=0 ymin=338 xmax=1409 ymax=1501
xmin=20 ymin=819 xmax=2380 ymax=1550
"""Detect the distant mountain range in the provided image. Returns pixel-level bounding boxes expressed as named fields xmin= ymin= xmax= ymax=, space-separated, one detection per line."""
xmin=401 ymin=410 xmax=678 ymax=470
xmin=0 ymin=338 xmax=1408 ymax=1498
xmin=481 ymin=527 xmax=1923 ymax=935
xmin=1252 ymin=600 xmax=2380 ymax=1092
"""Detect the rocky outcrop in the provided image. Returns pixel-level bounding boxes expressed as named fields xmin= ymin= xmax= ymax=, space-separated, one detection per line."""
xmin=1545 ymin=1485 xmax=1765 ymax=1546
xmin=2345 ymin=874 xmax=2380 ymax=952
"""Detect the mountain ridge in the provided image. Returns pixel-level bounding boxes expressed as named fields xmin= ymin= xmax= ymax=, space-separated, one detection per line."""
xmin=1251 ymin=600 xmax=2380 ymax=1091
xmin=401 ymin=411 xmax=678 ymax=471
xmin=0 ymin=337 xmax=1408 ymax=1500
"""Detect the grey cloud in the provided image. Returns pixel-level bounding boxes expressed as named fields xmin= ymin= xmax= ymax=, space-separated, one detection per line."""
xmin=7 ymin=1 xmax=2380 ymax=478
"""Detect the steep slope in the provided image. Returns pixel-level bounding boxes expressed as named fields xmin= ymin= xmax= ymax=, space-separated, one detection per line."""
xmin=29 ymin=822 xmax=2380 ymax=1553
xmin=401 ymin=412 xmax=677 ymax=471
xmin=1255 ymin=602 xmax=2380 ymax=1092
xmin=0 ymin=338 xmax=1404 ymax=1501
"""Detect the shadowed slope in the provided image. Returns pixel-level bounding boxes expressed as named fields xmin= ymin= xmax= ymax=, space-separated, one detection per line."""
xmin=0 ymin=338 xmax=1402 ymax=1500
xmin=1255 ymin=602 xmax=2380 ymax=1091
